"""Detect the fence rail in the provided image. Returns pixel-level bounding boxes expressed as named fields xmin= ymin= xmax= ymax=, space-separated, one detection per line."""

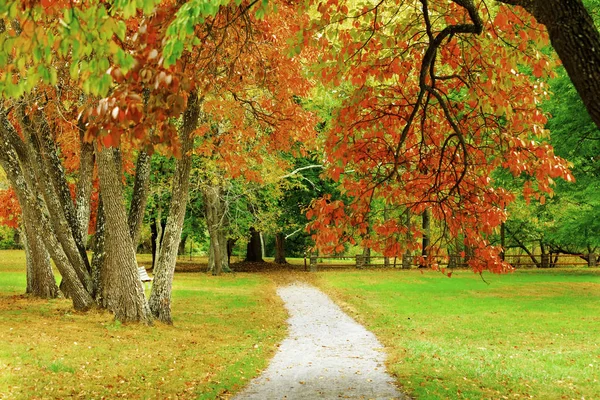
xmin=303 ymin=253 xmax=598 ymax=271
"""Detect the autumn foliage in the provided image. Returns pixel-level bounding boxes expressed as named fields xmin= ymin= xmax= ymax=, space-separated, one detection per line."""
xmin=303 ymin=1 xmax=573 ymax=272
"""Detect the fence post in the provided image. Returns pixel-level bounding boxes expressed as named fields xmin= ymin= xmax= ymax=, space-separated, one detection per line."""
xmin=309 ymin=253 xmax=318 ymax=272
xmin=589 ymin=253 xmax=597 ymax=267
xmin=356 ymin=254 xmax=364 ymax=269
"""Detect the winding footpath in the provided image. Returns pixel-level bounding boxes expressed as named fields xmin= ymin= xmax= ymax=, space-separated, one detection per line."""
xmin=233 ymin=283 xmax=409 ymax=400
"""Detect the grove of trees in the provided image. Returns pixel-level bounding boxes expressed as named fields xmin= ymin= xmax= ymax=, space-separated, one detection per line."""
xmin=1 ymin=0 xmax=599 ymax=323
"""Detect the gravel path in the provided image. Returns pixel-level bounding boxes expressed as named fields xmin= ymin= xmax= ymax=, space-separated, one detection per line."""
xmin=233 ymin=283 xmax=409 ymax=400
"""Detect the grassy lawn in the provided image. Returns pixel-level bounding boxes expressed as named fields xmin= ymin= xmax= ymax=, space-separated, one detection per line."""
xmin=313 ymin=268 xmax=600 ymax=399
xmin=0 ymin=250 xmax=287 ymax=399
xmin=3 ymin=249 xmax=600 ymax=399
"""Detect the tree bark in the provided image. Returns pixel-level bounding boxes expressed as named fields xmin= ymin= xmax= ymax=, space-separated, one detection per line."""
xmin=128 ymin=150 xmax=151 ymax=249
xmin=204 ymin=185 xmax=230 ymax=275
xmin=75 ymin=132 xmax=94 ymax=249
xmin=0 ymin=136 xmax=94 ymax=310
xmin=16 ymin=107 xmax=93 ymax=293
xmin=23 ymin=215 xmax=58 ymax=299
xmin=420 ymin=209 xmax=430 ymax=267
xmin=91 ymin=197 xmax=106 ymax=301
xmin=26 ymin=108 xmax=91 ymax=273
xmin=494 ymin=0 xmax=600 ymax=129
xmin=0 ymin=109 xmax=94 ymax=310
xmin=149 ymin=91 xmax=200 ymax=324
xmin=245 ymin=227 xmax=264 ymax=262
xmin=96 ymin=145 xmax=152 ymax=324
xmin=274 ymin=233 xmax=287 ymax=264
xmin=151 ymin=216 xmax=159 ymax=272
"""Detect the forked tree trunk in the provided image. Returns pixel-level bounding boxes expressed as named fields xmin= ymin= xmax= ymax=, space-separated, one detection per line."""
xmin=0 ymin=114 xmax=94 ymax=311
xmin=274 ymin=233 xmax=287 ymax=264
xmin=23 ymin=216 xmax=58 ymax=298
xmin=24 ymin=109 xmax=91 ymax=274
xmin=16 ymin=108 xmax=93 ymax=295
xmin=204 ymin=185 xmax=230 ymax=275
xmin=96 ymin=145 xmax=152 ymax=324
xmin=149 ymin=92 xmax=200 ymax=324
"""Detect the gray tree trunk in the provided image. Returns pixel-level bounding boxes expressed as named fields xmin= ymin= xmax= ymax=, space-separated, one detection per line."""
xmin=24 ymin=108 xmax=90 ymax=272
xmin=91 ymin=197 xmax=106 ymax=301
xmin=204 ymin=185 xmax=230 ymax=275
xmin=0 ymin=131 xmax=94 ymax=310
xmin=75 ymin=127 xmax=94 ymax=248
xmin=96 ymin=145 xmax=152 ymax=324
xmin=0 ymin=109 xmax=94 ymax=310
xmin=23 ymin=216 xmax=58 ymax=298
xmin=128 ymin=150 xmax=151 ymax=249
xmin=16 ymin=107 xmax=93 ymax=293
xmin=149 ymin=92 xmax=200 ymax=324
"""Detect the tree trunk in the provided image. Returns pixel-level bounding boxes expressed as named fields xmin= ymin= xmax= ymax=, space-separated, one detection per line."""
xmin=128 ymin=150 xmax=151 ymax=250
xmin=204 ymin=185 xmax=230 ymax=275
xmin=245 ymin=227 xmax=264 ymax=262
xmin=0 ymin=112 xmax=94 ymax=311
xmin=91 ymin=197 xmax=106 ymax=301
xmin=151 ymin=216 xmax=159 ymax=272
xmin=178 ymin=234 xmax=187 ymax=256
xmin=498 ymin=0 xmax=600 ymax=129
xmin=25 ymin=108 xmax=91 ymax=274
xmin=420 ymin=209 xmax=430 ymax=267
xmin=500 ymin=222 xmax=506 ymax=261
xmin=362 ymin=246 xmax=371 ymax=267
xmin=227 ymin=238 xmax=236 ymax=265
xmin=149 ymin=91 xmax=200 ymax=324
xmin=96 ymin=145 xmax=152 ymax=324
xmin=23 ymin=216 xmax=58 ymax=298
xmin=274 ymin=233 xmax=287 ymax=264
xmin=75 ymin=125 xmax=94 ymax=248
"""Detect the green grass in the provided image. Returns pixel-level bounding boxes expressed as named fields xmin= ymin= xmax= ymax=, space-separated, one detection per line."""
xmin=4 ymin=249 xmax=600 ymax=399
xmin=313 ymin=268 xmax=600 ymax=399
xmin=0 ymin=250 xmax=287 ymax=399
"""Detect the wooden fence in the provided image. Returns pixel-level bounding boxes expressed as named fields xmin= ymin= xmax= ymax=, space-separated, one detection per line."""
xmin=303 ymin=253 xmax=598 ymax=271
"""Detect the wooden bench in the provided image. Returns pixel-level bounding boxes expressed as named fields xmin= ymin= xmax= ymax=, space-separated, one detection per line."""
xmin=138 ymin=266 xmax=153 ymax=290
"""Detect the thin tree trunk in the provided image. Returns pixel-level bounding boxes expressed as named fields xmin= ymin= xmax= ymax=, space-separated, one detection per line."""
xmin=204 ymin=185 xmax=230 ymax=275
xmin=128 ymin=150 xmax=151 ymax=249
xmin=149 ymin=92 xmax=200 ymax=324
xmin=75 ymin=136 xmax=94 ymax=248
xmin=420 ymin=209 xmax=430 ymax=267
xmin=91 ymin=197 xmax=106 ymax=301
xmin=151 ymin=217 xmax=159 ymax=272
xmin=152 ymin=206 xmax=163 ymax=274
xmin=96 ymin=145 xmax=151 ymax=324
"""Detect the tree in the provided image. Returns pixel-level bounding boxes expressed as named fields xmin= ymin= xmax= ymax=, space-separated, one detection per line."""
xmin=495 ymin=0 xmax=600 ymax=129
xmin=303 ymin=1 xmax=573 ymax=272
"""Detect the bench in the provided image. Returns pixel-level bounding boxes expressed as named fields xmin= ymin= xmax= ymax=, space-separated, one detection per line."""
xmin=138 ymin=266 xmax=153 ymax=290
